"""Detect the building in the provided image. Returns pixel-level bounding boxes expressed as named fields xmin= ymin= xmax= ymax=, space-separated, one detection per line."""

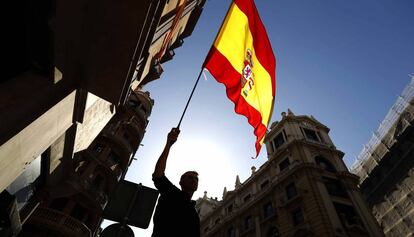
xmin=197 ymin=110 xmax=384 ymax=237
xmin=17 ymin=89 xmax=154 ymax=237
xmin=352 ymin=76 xmax=414 ymax=237
xmin=0 ymin=0 xmax=206 ymax=236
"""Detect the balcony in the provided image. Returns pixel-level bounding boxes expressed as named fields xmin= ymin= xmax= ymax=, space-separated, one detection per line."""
xmin=28 ymin=207 xmax=91 ymax=237
xmin=119 ymin=122 xmax=145 ymax=150
xmin=67 ymin=175 xmax=109 ymax=209
xmin=78 ymin=150 xmax=123 ymax=182
xmin=121 ymin=106 xmax=148 ymax=130
xmin=100 ymin=132 xmax=133 ymax=157
xmin=140 ymin=60 xmax=164 ymax=85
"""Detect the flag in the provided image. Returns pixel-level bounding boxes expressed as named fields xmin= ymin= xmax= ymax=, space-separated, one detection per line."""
xmin=203 ymin=0 xmax=276 ymax=156
xmin=156 ymin=0 xmax=187 ymax=61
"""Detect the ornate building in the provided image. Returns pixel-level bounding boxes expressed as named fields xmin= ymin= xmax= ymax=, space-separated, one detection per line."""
xmin=0 ymin=0 xmax=206 ymax=236
xmin=352 ymin=76 xmax=414 ymax=237
xmin=17 ymin=89 xmax=154 ymax=237
xmin=197 ymin=110 xmax=384 ymax=237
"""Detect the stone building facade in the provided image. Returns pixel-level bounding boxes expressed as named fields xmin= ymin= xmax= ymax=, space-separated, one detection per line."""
xmin=197 ymin=110 xmax=384 ymax=237
xmin=0 ymin=0 xmax=206 ymax=236
xmin=352 ymin=77 xmax=414 ymax=237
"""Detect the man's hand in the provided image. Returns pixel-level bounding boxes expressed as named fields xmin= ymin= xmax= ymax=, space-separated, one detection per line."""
xmin=153 ymin=127 xmax=181 ymax=178
xmin=167 ymin=127 xmax=180 ymax=146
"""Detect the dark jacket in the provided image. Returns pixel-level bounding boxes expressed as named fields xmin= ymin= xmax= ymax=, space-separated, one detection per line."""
xmin=152 ymin=175 xmax=200 ymax=237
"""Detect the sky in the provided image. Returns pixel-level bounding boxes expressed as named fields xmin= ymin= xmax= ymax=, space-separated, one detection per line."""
xmin=102 ymin=0 xmax=414 ymax=235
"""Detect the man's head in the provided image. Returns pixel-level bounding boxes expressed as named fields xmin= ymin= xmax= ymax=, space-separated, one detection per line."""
xmin=179 ymin=171 xmax=199 ymax=194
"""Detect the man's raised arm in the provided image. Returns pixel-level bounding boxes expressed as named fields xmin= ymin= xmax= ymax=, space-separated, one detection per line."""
xmin=153 ymin=127 xmax=180 ymax=178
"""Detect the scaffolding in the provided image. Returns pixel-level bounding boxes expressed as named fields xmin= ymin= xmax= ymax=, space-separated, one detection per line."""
xmin=351 ymin=75 xmax=414 ymax=177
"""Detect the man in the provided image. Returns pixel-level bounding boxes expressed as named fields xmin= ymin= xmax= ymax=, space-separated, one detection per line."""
xmin=152 ymin=127 xmax=200 ymax=237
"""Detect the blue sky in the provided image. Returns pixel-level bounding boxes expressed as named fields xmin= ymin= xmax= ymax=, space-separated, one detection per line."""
xmin=103 ymin=0 xmax=414 ymax=235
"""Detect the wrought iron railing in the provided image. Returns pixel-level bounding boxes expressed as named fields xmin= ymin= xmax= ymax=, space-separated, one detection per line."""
xmin=29 ymin=207 xmax=91 ymax=237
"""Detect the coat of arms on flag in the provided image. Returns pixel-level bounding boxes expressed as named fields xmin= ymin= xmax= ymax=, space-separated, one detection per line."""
xmin=241 ymin=49 xmax=255 ymax=97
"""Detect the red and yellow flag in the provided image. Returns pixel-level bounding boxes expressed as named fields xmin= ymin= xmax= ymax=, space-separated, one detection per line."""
xmin=203 ymin=0 xmax=276 ymax=156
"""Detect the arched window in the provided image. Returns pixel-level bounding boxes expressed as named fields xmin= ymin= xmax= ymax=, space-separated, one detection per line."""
xmin=315 ymin=156 xmax=336 ymax=172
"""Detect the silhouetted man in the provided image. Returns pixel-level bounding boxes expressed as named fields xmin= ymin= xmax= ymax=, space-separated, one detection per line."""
xmin=151 ymin=127 xmax=200 ymax=237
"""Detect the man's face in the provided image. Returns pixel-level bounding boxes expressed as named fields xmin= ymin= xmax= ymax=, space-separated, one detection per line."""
xmin=180 ymin=172 xmax=199 ymax=192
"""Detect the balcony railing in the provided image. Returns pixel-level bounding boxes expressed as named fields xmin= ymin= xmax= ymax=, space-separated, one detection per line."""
xmin=29 ymin=207 xmax=91 ymax=237
xmin=67 ymin=175 xmax=108 ymax=208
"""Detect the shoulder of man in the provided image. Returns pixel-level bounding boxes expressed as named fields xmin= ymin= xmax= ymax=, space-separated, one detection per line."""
xmin=152 ymin=175 xmax=180 ymax=195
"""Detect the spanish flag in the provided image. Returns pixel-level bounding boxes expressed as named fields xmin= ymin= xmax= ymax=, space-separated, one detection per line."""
xmin=203 ymin=0 xmax=276 ymax=156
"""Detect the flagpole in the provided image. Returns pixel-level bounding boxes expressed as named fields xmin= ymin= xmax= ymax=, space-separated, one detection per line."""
xmin=177 ymin=68 xmax=204 ymax=129
xmin=177 ymin=0 xmax=234 ymax=129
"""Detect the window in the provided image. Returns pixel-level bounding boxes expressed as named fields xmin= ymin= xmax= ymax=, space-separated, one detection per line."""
xmin=261 ymin=180 xmax=269 ymax=189
xmin=108 ymin=150 xmax=121 ymax=166
xmin=303 ymin=128 xmax=319 ymax=142
xmin=227 ymin=204 xmax=233 ymax=213
xmin=6 ymin=155 xmax=42 ymax=210
xmin=323 ymin=177 xmax=347 ymax=198
xmin=291 ymin=208 xmax=304 ymax=226
xmin=315 ymin=156 xmax=336 ymax=172
xmin=263 ymin=202 xmax=274 ymax=218
xmin=272 ymin=132 xmax=285 ymax=150
xmin=279 ymin=158 xmax=290 ymax=171
xmin=334 ymin=202 xmax=362 ymax=227
xmin=286 ymin=183 xmax=298 ymax=200
xmin=227 ymin=226 xmax=236 ymax=237
xmin=244 ymin=215 xmax=254 ymax=230
xmin=243 ymin=194 xmax=251 ymax=203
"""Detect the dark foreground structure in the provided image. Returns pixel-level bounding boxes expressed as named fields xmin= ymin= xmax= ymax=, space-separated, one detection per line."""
xmin=0 ymin=0 xmax=206 ymax=236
